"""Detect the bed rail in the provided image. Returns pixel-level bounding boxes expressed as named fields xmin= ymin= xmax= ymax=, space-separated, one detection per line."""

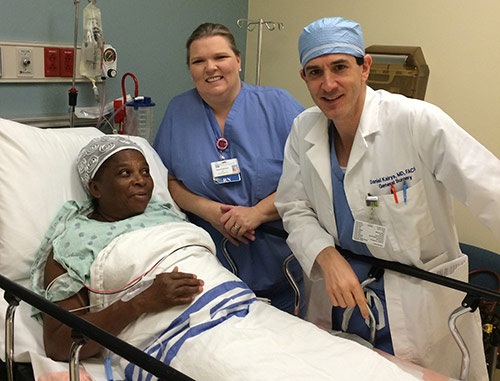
xmin=259 ymin=224 xmax=500 ymax=304
xmin=337 ymin=247 xmax=500 ymax=304
xmin=336 ymin=248 xmax=500 ymax=381
xmin=259 ymin=224 xmax=500 ymax=381
xmin=0 ymin=273 xmax=194 ymax=381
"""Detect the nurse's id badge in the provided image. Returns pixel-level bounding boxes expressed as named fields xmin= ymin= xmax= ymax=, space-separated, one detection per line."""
xmin=211 ymin=158 xmax=242 ymax=184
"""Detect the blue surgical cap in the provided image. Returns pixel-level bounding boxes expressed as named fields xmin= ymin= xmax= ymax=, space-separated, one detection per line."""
xmin=299 ymin=17 xmax=365 ymax=68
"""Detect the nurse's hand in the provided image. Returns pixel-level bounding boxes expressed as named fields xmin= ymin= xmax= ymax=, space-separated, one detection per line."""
xmin=220 ymin=204 xmax=257 ymax=244
xmin=316 ymin=246 xmax=370 ymax=319
xmin=197 ymin=201 xmax=242 ymax=246
xmin=166 ymin=175 xmax=246 ymax=246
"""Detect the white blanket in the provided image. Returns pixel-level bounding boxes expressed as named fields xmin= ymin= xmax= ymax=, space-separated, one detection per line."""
xmin=90 ymin=223 xmax=427 ymax=381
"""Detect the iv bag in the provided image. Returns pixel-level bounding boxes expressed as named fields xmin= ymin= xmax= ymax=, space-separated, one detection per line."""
xmin=79 ymin=1 xmax=104 ymax=80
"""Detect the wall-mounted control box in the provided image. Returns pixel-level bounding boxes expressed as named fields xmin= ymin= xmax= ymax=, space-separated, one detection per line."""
xmin=0 ymin=40 xmax=84 ymax=83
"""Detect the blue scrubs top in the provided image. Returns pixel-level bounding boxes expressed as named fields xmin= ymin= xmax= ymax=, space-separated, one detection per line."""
xmin=154 ymin=83 xmax=305 ymax=313
xmin=329 ymin=122 xmax=394 ymax=354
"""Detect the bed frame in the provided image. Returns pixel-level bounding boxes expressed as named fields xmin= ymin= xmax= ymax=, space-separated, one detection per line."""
xmin=2 ymin=244 xmax=498 ymax=381
xmin=258 ymin=225 xmax=500 ymax=381
xmin=0 ymin=118 xmax=497 ymax=381
xmin=1 ymin=273 xmax=193 ymax=381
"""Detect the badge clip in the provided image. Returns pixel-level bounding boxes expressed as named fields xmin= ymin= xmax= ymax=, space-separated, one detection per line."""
xmin=366 ymin=194 xmax=378 ymax=221
xmin=365 ymin=194 xmax=379 ymax=207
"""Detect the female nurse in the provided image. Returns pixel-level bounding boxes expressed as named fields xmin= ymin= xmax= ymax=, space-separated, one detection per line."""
xmin=153 ymin=22 xmax=305 ymax=314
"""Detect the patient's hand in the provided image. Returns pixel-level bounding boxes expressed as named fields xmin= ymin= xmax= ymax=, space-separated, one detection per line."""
xmin=135 ymin=267 xmax=204 ymax=312
xmin=43 ymin=263 xmax=203 ymax=361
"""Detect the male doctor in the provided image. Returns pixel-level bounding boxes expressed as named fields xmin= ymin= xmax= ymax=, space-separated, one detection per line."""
xmin=275 ymin=17 xmax=500 ymax=380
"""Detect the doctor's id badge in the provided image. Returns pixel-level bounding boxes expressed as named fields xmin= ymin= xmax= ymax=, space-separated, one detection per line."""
xmin=352 ymin=219 xmax=387 ymax=248
xmin=211 ymin=158 xmax=242 ymax=184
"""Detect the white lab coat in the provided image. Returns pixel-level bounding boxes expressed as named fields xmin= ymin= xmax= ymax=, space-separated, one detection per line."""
xmin=276 ymin=87 xmax=500 ymax=380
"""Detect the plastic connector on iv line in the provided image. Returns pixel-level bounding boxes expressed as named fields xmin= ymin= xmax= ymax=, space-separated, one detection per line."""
xmin=90 ymin=79 xmax=100 ymax=103
xmin=120 ymin=277 xmax=154 ymax=302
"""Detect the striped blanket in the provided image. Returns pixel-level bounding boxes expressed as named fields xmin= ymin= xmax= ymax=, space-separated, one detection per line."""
xmin=90 ymin=223 xmax=429 ymax=381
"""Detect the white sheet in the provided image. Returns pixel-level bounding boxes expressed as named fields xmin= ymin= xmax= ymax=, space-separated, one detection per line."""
xmin=91 ymin=224 xmax=426 ymax=381
xmin=0 ymin=119 xmax=452 ymax=380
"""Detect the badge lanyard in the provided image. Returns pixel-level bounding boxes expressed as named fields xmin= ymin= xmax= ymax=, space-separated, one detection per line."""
xmin=204 ymin=102 xmax=242 ymax=184
xmin=327 ymin=122 xmax=387 ymax=248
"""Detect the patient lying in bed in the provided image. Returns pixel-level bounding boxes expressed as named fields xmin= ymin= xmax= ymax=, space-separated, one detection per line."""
xmin=30 ymin=135 xmax=206 ymax=362
xmin=27 ymin=134 xmax=436 ymax=380
xmin=88 ymin=222 xmax=436 ymax=381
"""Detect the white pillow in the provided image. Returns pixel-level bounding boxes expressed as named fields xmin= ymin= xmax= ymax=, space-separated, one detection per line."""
xmin=0 ymin=118 xmax=174 ymax=282
xmin=0 ymin=118 xmax=176 ymax=364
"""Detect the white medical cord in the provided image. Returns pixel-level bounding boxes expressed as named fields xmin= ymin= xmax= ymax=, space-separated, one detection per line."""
xmin=47 ymin=244 xmax=210 ymax=313
xmin=341 ymin=277 xmax=386 ymax=345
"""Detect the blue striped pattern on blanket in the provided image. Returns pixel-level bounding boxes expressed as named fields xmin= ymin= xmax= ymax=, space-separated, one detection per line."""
xmin=124 ymin=280 xmax=256 ymax=381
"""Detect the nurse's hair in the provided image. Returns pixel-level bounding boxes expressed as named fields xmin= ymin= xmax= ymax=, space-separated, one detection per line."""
xmin=186 ymin=22 xmax=241 ymax=65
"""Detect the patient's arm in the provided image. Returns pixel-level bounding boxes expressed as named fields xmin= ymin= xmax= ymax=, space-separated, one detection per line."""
xmin=42 ymin=252 xmax=204 ymax=361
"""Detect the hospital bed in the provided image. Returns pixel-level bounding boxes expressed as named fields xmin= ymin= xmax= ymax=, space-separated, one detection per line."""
xmin=0 ymin=117 xmax=473 ymax=381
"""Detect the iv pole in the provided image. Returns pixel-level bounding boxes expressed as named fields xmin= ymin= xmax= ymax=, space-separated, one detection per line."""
xmin=69 ymin=0 xmax=80 ymax=128
xmin=237 ymin=19 xmax=284 ymax=85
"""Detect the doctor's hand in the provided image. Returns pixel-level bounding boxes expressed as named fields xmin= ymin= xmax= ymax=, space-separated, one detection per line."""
xmin=316 ymin=247 xmax=370 ymax=319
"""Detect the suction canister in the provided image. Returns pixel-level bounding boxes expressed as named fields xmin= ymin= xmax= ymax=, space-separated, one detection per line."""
xmin=124 ymin=96 xmax=155 ymax=143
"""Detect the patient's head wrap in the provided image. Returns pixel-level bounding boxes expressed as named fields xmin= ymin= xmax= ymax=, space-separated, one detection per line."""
xmin=299 ymin=17 xmax=365 ymax=68
xmin=77 ymin=135 xmax=144 ymax=194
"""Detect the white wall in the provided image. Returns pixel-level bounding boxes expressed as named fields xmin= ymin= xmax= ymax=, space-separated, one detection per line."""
xmin=246 ymin=0 xmax=500 ymax=253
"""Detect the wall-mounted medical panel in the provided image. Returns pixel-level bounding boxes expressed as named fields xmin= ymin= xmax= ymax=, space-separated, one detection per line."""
xmin=0 ymin=40 xmax=85 ymax=83
xmin=366 ymin=45 xmax=430 ymax=100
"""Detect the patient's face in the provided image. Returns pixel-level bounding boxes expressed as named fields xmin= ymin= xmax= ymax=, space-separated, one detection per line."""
xmin=89 ymin=150 xmax=154 ymax=221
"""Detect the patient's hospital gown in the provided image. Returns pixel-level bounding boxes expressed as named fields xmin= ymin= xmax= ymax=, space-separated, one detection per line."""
xmin=30 ymin=198 xmax=184 ymax=315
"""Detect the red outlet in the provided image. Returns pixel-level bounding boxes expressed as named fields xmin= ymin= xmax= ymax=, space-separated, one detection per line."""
xmin=44 ymin=47 xmax=60 ymax=77
xmin=60 ymin=48 xmax=74 ymax=77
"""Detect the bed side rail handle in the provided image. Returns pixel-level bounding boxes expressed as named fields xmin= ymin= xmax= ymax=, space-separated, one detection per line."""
xmin=4 ymin=291 xmax=19 ymax=381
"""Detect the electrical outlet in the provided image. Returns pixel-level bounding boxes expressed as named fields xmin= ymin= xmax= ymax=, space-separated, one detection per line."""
xmin=59 ymin=47 xmax=74 ymax=77
xmin=17 ymin=47 xmax=34 ymax=76
xmin=1 ymin=41 xmax=85 ymax=82
xmin=44 ymin=47 xmax=60 ymax=77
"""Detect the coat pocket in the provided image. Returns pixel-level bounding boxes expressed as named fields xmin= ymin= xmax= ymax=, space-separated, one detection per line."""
xmin=372 ymin=180 xmax=436 ymax=259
